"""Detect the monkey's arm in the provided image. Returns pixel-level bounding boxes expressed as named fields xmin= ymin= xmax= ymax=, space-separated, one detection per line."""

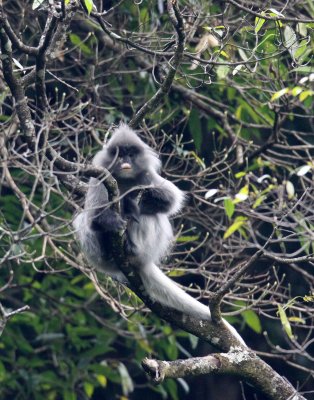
xmin=140 ymin=188 xmax=173 ymax=214
xmin=140 ymin=175 xmax=184 ymax=216
xmin=84 ymin=178 xmax=126 ymax=233
xmin=123 ymin=196 xmax=141 ymax=223
xmin=73 ymin=178 xmax=127 ymax=282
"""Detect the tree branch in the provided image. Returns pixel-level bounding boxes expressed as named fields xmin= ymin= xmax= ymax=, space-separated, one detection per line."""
xmin=129 ymin=0 xmax=185 ymax=128
xmin=226 ymin=0 xmax=314 ymax=23
xmin=36 ymin=11 xmax=59 ymax=111
xmin=142 ymin=349 xmax=307 ymax=400
xmin=0 ymin=303 xmax=30 ymax=338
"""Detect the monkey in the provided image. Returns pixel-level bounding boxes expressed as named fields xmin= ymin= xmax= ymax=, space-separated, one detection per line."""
xmin=73 ymin=124 xmax=245 ymax=345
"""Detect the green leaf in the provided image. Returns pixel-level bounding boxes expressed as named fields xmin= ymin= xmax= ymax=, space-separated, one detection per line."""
xmin=242 ymin=310 xmax=262 ymax=333
xmin=253 ymin=194 xmax=267 ymax=209
xmin=0 ymin=361 xmax=6 ymax=382
xmin=297 ymin=23 xmax=307 ymax=37
xmin=69 ymin=34 xmax=92 ymax=55
xmin=291 ymin=66 xmax=313 ymax=73
xmin=176 ymin=235 xmax=199 ymax=243
xmin=63 ymin=391 xmax=76 ymax=400
xmin=238 ymin=226 xmax=249 ymax=239
xmin=84 ymin=0 xmax=93 ymax=14
xmin=84 ymin=382 xmax=94 ymax=398
xmin=284 ymin=26 xmax=298 ymax=57
xmin=164 ymin=379 xmax=179 ymax=400
xmin=189 ymin=151 xmax=205 ymax=169
xmin=299 ymin=90 xmax=314 ymax=102
xmin=167 ymin=269 xmax=187 ymax=277
xmin=234 ymin=185 xmax=249 ymax=203
xmin=236 ymin=99 xmax=261 ymax=123
xmin=223 ymin=216 xmax=248 ymax=239
xmin=235 ymin=105 xmax=242 ymax=119
xmin=291 ymin=86 xmax=303 ymax=96
xmin=270 ymin=88 xmax=290 ymax=102
xmin=275 ymin=20 xmax=283 ymax=28
xmin=277 ymin=304 xmax=294 ymax=339
xmin=294 ymin=39 xmax=307 ymax=59
xmin=224 ymin=198 xmax=235 ymax=219
xmin=235 ymin=171 xmax=246 ymax=179
xmin=188 ymin=109 xmax=202 ymax=151
xmin=216 ymin=65 xmax=229 ymax=80
xmin=35 ymin=333 xmax=65 ymax=341
xmin=255 ymin=17 xmax=266 ymax=33
xmin=137 ymin=338 xmax=153 ymax=353
xmin=188 ymin=334 xmax=199 ymax=349
xmin=165 ymin=335 xmax=179 ymax=360
xmin=219 ymin=50 xmax=229 ymax=58
xmin=288 ymin=316 xmax=306 ymax=324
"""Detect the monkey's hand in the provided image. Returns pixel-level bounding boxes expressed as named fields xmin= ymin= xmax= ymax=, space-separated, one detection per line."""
xmin=91 ymin=208 xmax=127 ymax=233
xmin=140 ymin=187 xmax=173 ymax=214
xmin=123 ymin=196 xmax=141 ymax=223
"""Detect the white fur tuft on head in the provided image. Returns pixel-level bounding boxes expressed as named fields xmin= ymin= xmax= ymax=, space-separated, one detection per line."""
xmin=103 ymin=124 xmax=161 ymax=173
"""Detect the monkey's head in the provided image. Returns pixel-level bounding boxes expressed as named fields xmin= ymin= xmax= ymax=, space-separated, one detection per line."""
xmin=94 ymin=124 xmax=161 ymax=184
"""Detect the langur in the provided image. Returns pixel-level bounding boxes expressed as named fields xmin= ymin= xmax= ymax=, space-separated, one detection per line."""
xmin=73 ymin=124 xmax=245 ymax=345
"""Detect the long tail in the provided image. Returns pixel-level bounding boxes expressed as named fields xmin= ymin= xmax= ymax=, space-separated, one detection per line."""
xmin=140 ymin=262 xmax=246 ymax=346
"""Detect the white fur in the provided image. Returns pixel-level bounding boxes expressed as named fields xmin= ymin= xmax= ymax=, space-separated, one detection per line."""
xmin=128 ymin=214 xmax=173 ymax=264
xmin=140 ymin=263 xmax=246 ymax=344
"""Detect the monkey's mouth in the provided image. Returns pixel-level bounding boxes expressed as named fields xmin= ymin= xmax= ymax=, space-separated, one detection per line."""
xmin=121 ymin=163 xmax=132 ymax=170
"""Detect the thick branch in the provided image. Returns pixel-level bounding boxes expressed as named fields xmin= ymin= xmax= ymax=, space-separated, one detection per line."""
xmin=142 ymin=355 xmax=220 ymax=382
xmin=142 ymin=349 xmax=306 ymax=400
xmin=114 ymin=256 xmax=245 ymax=351
xmin=0 ymin=27 xmax=36 ymax=139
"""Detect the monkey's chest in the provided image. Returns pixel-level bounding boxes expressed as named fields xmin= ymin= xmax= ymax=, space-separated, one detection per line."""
xmin=127 ymin=215 xmax=173 ymax=264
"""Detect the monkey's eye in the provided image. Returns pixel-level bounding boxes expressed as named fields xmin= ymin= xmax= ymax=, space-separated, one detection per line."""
xmin=109 ymin=147 xmax=118 ymax=157
xmin=128 ymin=147 xmax=139 ymax=158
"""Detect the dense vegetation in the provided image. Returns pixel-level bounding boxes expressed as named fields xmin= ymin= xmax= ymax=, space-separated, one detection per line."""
xmin=0 ymin=0 xmax=313 ymax=399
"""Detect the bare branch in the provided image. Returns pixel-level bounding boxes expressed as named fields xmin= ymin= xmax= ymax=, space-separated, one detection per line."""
xmin=129 ymin=0 xmax=185 ymax=127
xmin=225 ymin=0 xmax=314 ymax=23
xmin=143 ymin=349 xmax=307 ymax=400
xmin=0 ymin=303 xmax=30 ymax=337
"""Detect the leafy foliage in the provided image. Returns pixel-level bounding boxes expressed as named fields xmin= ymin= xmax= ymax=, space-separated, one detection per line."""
xmin=0 ymin=0 xmax=313 ymax=398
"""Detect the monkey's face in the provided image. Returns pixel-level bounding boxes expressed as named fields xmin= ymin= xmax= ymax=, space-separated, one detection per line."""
xmin=105 ymin=144 xmax=145 ymax=182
